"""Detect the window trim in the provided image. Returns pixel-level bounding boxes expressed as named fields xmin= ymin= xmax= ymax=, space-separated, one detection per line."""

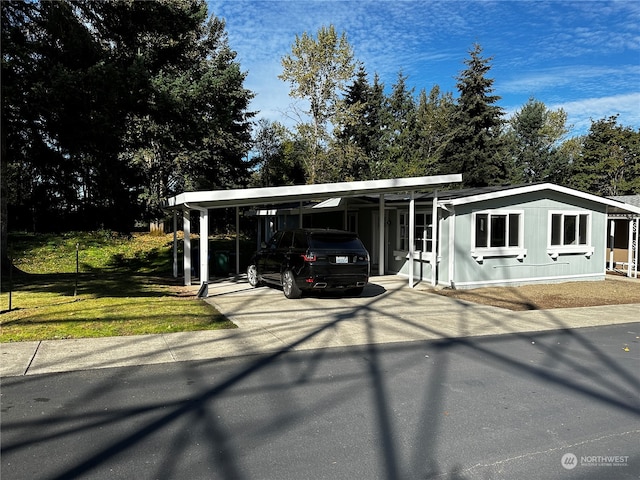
xmin=395 ymin=209 xmax=436 ymax=262
xmin=547 ymin=210 xmax=594 ymax=258
xmin=397 ymin=209 xmax=434 ymax=252
xmin=471 ymin=209 xmax=526 ymax=261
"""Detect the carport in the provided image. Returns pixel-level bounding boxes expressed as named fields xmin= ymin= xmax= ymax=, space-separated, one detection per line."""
xmin=164 ymin=174 xmax=462 ymax=291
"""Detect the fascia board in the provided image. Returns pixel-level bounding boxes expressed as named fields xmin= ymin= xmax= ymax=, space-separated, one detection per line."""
xmin=165 ymin=174 xmax=462 ymax=209
xmin=442 ymin=183 xmax=640 ymax=215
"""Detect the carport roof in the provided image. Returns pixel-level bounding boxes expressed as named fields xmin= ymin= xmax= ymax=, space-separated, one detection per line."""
xmin=164 ymin=174 xmax=463 ymax=210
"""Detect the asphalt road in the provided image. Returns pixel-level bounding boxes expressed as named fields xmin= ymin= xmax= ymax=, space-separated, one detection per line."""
xmin=2 ymin=323 xmax=639 ymax=480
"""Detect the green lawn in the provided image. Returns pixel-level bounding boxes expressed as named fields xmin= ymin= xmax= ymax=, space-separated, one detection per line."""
xmin=0 ymin=231 xmax=250 ymax=342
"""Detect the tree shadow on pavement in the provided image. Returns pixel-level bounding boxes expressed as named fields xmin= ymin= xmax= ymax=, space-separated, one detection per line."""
xmin=1 ymin=277 xmax=639 ymax=480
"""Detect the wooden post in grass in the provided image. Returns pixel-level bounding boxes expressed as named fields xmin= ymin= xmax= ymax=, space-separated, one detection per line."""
xmin=8 ymin=255 xmax=12 ymax=311
xmin=74 ymin=243 xmax=79 ymax=297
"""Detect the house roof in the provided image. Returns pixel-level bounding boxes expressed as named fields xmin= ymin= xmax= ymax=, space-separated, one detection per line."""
xmin=364 ymin=183 xmax=640 ymax=216
xmin=609 ymin=195 xmax=640 ymax=209
xmin=437 ymin=183 xmax=640 ymax=216
xmin=164 ymin=174 xmax=462 ymax=210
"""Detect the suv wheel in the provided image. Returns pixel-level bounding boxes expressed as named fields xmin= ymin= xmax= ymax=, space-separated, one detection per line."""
xmin=247 ymin=264 xmax=260 ymax=287
xmin=282 ymin=269 xmax=302 ymax=299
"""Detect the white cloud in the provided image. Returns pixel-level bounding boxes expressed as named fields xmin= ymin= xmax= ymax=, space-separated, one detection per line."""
xmin=209 ymin=0 xmax=640 ymax=137
xmin=552 ymin=93 xmax=640 ymax=135
xmin=500 ymin=65 xmax=640 ymax=94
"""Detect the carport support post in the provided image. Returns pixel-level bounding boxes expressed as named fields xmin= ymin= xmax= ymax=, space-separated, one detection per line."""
xmin=379 ymin=194 xmax=385 ymax=276
xmin=199 ymin=208 xmax=209 ymax=286
xmin=183 ymin=209 xmax=191 ymax=286
xmin=630 ymin=217 xmax=638 ymax=278
xmin=299 ymin=201 xmax=303 ymax=228
xmin=431 ymin=191 xmax=437 ymax=287
xmin=628 ymin=218 xmax=633 ymax=277
xmin=235 ymin=206 xmax=240 ymax=275
xmin=408 ymin=191 xmax=415 ymax=288
xmin=172 ymin=211 xmax=178 ymax=278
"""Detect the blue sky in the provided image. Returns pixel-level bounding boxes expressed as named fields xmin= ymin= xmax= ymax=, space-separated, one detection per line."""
xmin=208 ymin=0 xmax=640 ymax=137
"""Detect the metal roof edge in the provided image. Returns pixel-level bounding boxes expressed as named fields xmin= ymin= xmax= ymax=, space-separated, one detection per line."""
xmin=441 ymin=183 xmax=640 ymax=215
xmin=164 ymin=174 xmax=462 ymax=209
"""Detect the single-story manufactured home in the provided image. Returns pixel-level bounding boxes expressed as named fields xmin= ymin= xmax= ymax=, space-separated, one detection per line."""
xmin=256 ymin=183 xmax=640 ymax=288
xmin=165 ymin=178 xmax=639 ymax=291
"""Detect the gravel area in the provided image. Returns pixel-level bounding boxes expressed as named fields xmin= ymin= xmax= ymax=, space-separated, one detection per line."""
xmin=434 ymin=273 xmax=640 ymax=311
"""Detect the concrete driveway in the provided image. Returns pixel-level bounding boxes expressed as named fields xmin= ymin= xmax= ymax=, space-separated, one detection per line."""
xmin=203 ymin=275 xmax=640 ymax=353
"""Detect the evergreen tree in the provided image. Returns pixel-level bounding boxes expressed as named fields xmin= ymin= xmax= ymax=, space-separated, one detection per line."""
xmin=410 ymin=85 xmax=455 ymax=176
xmin=251 ymin=119 xmax=306 ymax=187
xmin=571 ymin=116 xmax=640 ymax=196
xmin=381 ymin=72 xmax=416 ymax=178
xmin=506 ymin=97 xmax=569 ymax=184
xmin=334 ymin=66 xmax=389 ymax=180
xmin=123 ymin=12 xmax=255 ymax=222
xmin=1 ymin=0 xmax=254 ymax=237
xmin=442 ymin=44 xmax=507 ymax=187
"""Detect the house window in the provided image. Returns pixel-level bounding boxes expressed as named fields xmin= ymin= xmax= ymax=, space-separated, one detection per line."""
xmin=548 ymin=211 xmax=593 ymax=256
xmin=398 ymin=212 xmax=407 ymax=251
xmin=398 ymin=211 xmax=433 ymax=251
xmin=471 ymin=210 xmax=525 ymax=259
xmin=415 ymin=212 xmax=434 ymax=252
xmin=550 ymin=212 xmax=589 ymax=246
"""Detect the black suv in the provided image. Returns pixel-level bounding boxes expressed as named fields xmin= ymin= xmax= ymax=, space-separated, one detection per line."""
xmin=247 ymin=228 xmax=370 ymax=299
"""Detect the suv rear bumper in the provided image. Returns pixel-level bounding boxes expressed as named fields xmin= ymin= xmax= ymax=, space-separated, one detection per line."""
xmin=297 ymin=272 xmax=369 ymax=290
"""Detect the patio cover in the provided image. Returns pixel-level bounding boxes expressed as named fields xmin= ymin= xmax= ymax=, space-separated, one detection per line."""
xmin=164 ymin=174 xmax=463 ymax=289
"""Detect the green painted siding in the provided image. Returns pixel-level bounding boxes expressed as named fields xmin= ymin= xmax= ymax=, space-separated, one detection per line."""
xmin=449 ymin=191 xmax=607 ymax=288
xmin=438 ymin=211 xmax=452 ymax=285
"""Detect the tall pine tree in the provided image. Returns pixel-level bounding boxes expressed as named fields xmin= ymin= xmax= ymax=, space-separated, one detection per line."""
xmin=1 ymin=0 xmax=254 ymax=236
xmin=381 ymin=72 xmax=416 ymax=178
xmin=442 ymin=44 xmax=507 ymax=187
xmin=571 ymin=116 xmax=640 ymax=196
xmin=506 ymin=97 xmax=569 ymax=184
xmin=410 ymin=85 xmax=455 ymax=176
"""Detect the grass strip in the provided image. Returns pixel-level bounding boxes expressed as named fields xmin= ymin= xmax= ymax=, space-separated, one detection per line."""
xmin=1 ymin=232 xmax=245 ymax=342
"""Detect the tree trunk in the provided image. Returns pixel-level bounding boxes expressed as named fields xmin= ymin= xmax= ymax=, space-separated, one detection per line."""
xmin=150 ymin=220 xmax=164 ymax=234
xmin=1 ymin=123 xmax=9 ymax=273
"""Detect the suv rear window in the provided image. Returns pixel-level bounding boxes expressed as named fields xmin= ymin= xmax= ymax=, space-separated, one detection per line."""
xmin=309 ymin=234 xmax=363 ymax=250
xmin=293 ymin=231 xmax=309 ymax=249
xmin=279 ymin=230 xmax=294 ymax=248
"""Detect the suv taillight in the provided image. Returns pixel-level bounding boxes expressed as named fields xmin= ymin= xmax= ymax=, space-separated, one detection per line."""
xmin=302 ymin=253 xmax=317 ymax=262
